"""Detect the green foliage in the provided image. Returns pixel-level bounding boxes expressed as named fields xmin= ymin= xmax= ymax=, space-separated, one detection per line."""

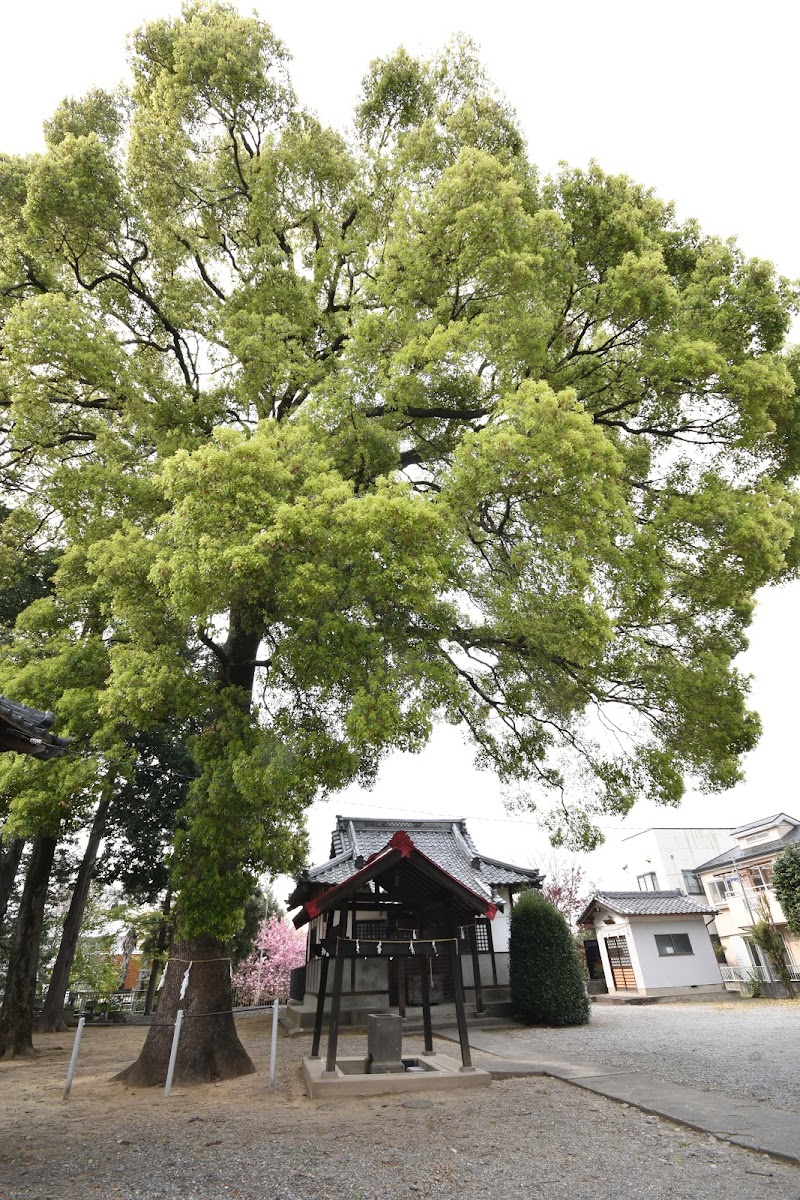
xmin=509 ymin=889 xmax=590 ymax=1026
xmin=97 ymin=723 xmax=199 ymax=903
xmin=69 ymin=933 xmax=123 ymax=996
xmin=1 ymin=4 xmax=799 ymax=950
xmin=228 ymin=880 xmax=267 ymax=968
xmin=749 ymin=894 xmax=796 ymax=996
xmin=44 ymin=883 xmax=137 ymax=995
xmin=773 ymin=846 xmax=800 ymax=936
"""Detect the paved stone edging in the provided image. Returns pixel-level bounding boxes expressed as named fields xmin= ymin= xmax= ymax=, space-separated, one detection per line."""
xmin=436 ymin=1027 xmax=800 ymax=1167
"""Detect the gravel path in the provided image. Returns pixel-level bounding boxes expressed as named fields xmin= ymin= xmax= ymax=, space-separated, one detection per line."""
xmin=503 ymin=998 xmax=800 ymax=1112
xmin=2 ymin=1012 xmax=800 ymax=1200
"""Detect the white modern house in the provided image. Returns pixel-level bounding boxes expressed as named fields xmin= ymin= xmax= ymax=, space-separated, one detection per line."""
xmin=578 ymin=890 xmax=726 ymax=998
xmin=620 ymin=826 xmax=735 ymax=896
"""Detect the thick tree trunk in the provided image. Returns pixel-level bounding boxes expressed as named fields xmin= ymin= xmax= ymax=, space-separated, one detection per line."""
xmin=144 ymin=889 xmax=172 ymax=1016
xmin=0 ymin=835 xmax=25 ymax=932
xmin=37 ymin=797 xmax=110 ymax=1033
xmin=115 ymin=935 xmax=255 ymax=1087
xmin=117 ymin=612 xmax=263 ymax=1086
xmin=0 ymin=832 xmax=57 ymax=1058
xmin=223 ymin=612 xmax=261 ymax=694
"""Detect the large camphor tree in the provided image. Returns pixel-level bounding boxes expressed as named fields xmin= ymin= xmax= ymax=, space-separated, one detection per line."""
xmin=1 ymin=3 xmax=799 ymax=1083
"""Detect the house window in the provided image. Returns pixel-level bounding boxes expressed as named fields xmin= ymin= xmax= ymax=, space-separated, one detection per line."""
xmin=654 ymin=933 xmax=693 ymax=957
xmin=744 ymin=938 xmax=765 ymax=969
xmin=706 ymin=876 xmax=737 ymax=904
xmin=744 ymin=865 xmax=772 ymax=891
xmin=682 ymin=870 xmax=703 ymax=895
xmin=637 ymin=872 xmax=659 ymax=891
xmin=779 ymin=933 xmax=796 ymax=966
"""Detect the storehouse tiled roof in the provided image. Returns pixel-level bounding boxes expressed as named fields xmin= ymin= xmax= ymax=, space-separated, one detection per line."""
xmin=288 ymin=815 xmax=543 ymax=909
xmin=578 ymin=890 xmax=717 ymax=925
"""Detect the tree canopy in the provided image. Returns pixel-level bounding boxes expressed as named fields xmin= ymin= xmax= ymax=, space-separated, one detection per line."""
xmin=1 ymin=2 xmax=799 ymax=958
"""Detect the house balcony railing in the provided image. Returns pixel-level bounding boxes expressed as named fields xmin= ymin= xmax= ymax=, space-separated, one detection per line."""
xmin=720 ymin=964 xmax=800 ymax=983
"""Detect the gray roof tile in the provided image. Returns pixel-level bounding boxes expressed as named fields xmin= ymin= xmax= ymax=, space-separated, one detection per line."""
xmin=585 ymin=890 xmax=717 ymax=918
xmin=695 ymin=824 xmax=800 ymax=873
xmin=731 ymin=813 xmax=798 ymax=837
xmin=304 ymin=816 xmax=542 ymax=900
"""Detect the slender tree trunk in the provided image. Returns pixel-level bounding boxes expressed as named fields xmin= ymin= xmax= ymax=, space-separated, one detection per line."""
xmin=37 ymin=798 xmax=111 ymax=1033
xmin=144 ymin=889 xmax=172 ymax=1016
xmin=0 ymin=832 xmax=57 ymax=1058
xmin=115 ymin=934 xmax=255 ymax=1087
xmin=0 ymin=836 xmax=25 ymax=932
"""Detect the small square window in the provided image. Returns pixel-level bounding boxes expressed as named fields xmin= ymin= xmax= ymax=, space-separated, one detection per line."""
xmin=655 ymin=933 xmax=693 ymax=957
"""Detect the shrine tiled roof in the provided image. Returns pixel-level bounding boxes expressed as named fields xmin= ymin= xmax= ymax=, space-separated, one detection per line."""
xmin=289 ymin=816 xmax=543 ymax=909
xmin=0 ymin=696 xmax=71 ymax=759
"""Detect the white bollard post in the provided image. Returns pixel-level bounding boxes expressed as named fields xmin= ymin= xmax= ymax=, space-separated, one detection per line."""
xmin=269 ymin=998 xmax=279 ymax=1090
xmin=164 ymin=1008 xmax=184 ymax=1098
xmin=63 ymin=1017 xmax=86 ymax=1100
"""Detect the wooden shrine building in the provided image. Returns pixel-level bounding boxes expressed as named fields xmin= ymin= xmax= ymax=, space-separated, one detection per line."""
xmin=286 ymin=817 xmax=543 ymax=1033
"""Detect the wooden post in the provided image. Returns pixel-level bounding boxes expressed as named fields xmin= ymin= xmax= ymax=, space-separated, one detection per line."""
xmin=485 ymin=918 xmax=499 ymax=986
xmin=324 ymin=948 xmax=346 ymax=1075
xmin=310 ymin=953 xmax=329 ymax=1059
xmin=449 ymin=941 xmax=472 ymax=1070
xmin=469 ymin=923 xmax=484 ymax=1014
xmin=350 ymin=901 xmax=357 ymax=992
xmin=420 ymin=956 xmax=434 ymax=1054
xmin=397 ymin=957 xmax=406 ymax=1018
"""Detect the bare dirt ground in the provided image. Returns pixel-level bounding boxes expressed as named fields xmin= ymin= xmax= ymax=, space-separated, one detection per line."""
xmin=2 ymin=1013 xmax=800 ymax=1200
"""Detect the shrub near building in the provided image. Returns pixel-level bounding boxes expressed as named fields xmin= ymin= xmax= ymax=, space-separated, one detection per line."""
xmin=510 ymin=890 xmax=590 ymax=1026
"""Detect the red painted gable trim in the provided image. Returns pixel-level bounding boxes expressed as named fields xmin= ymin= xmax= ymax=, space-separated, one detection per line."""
xmin=301 ymin=830 xmax=497 ymax=923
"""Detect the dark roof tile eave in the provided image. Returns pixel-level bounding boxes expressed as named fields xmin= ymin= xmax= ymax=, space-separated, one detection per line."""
xmin=695 ymin=825 xmax=800 ymax=872
xmin=580 ymin=889 xmax=717 ymax=920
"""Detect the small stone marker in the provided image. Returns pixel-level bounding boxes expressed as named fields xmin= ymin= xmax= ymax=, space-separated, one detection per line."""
xmin=367 ymin=1013 xmax=404 ymax=1073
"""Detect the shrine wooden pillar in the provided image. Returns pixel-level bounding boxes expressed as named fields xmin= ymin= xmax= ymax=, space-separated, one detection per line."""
xmin=324 ymin=947 xmax=346 ymax=1074
xmin=485 ymin=918 xmax=498 ymax=986
xmin=448 ymin=941 xmax=473 ymax=1070
xmin=310 ymin=953 xmax=329 ymax=1059
xmin=469 ymin=923 xmax=484 ymax=1014
xmin=419 ymin=956 xmax=434 ymax=1053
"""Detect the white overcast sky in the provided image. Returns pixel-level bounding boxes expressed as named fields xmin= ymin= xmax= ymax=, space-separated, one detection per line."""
xmin=2 ymin=0 xmax=799 ymax=889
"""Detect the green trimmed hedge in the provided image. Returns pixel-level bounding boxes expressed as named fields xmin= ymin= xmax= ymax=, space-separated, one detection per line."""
xmin=509 ymin=889 xmax=590 ymax=1026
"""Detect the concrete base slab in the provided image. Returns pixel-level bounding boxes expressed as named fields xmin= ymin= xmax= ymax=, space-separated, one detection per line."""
xmin=592 ymin=988 xmax=731 ymax=1006
xmin=303 ymin=1053 xmax=491 ymax=1100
